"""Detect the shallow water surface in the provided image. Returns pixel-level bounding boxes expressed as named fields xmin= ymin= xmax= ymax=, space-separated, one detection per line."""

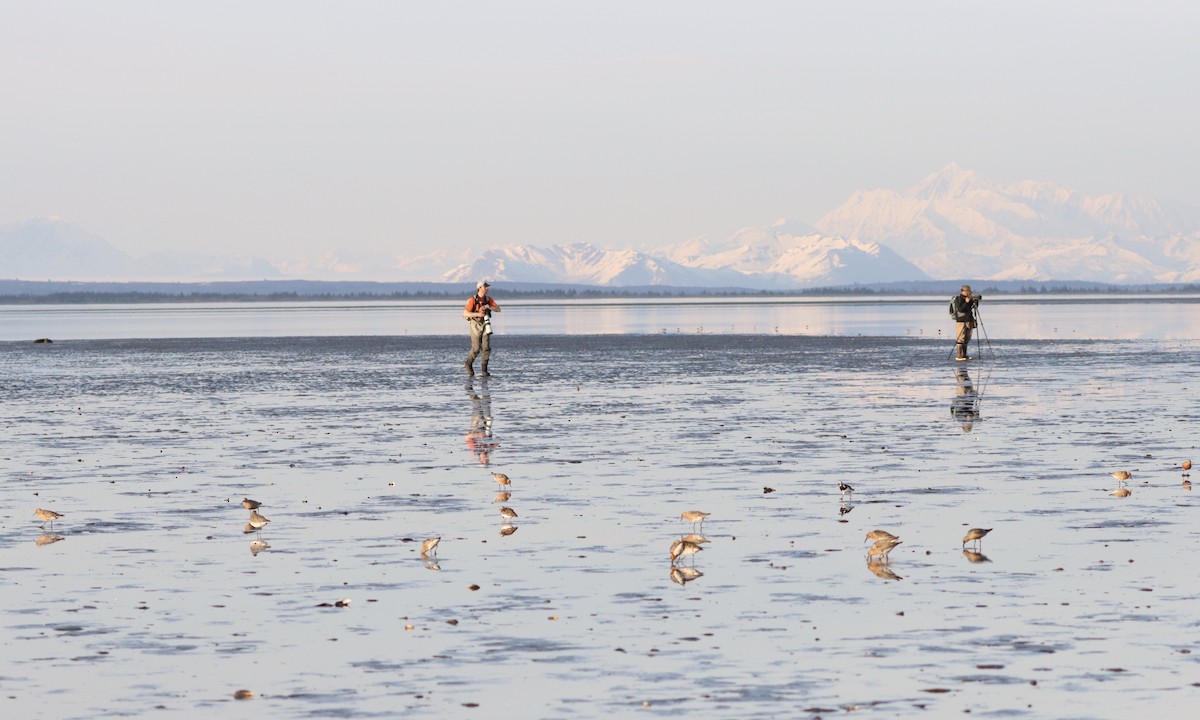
xmin=1 ymin=335 xmax=1199 ymax=718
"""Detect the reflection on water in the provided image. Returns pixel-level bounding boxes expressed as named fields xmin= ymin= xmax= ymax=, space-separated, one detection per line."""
xmin=3 ymin=295 xmax=1200 ymax=341
xmin=4 ymin=333 xmax=1200 ymax=718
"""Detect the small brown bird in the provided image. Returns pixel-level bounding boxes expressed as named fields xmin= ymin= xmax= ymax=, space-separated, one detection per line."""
xmin=492 ymin=472 xmax=511 ymax=488
xmin=1110 ymin=487 xmax=1132 ymax=498
xmin=248 ymin=510 xmax=270 ymax=529
xmin=962 ymin=528 xmax=992 ymax=547
xmin=866 ymin=537 xmax=902 ymax=560
xmin=670 ymin=539 xmax=704 ymax=564
xmin=865 ymin=529 xmax=899 ymax=543
xmin=241 ymin=498 xmax=262 ymax=510
xmin=34 ymin=508 xmax=63 ymax=529
xmin=421 ymin=537 xmax=441 ymax=557
xmin=1110 ymin=470 xmax=1132 ymax=482
xmin=499 ymin=507 xmax=518 ymax=521
xmin=680 ymin=510 xmax=710 ymax=529
xmin=1183 ymin=459 xmax=1193 ymax=471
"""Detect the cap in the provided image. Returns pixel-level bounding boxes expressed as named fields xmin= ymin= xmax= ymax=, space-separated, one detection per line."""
xmin=961 ymin=284 xmax=972 ymax=292
xmin=477 ymin=279 xmax=490 ymax=290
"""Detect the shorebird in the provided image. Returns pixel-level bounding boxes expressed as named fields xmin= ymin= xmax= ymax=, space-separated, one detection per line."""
xmin=241 ymin=498 xmax=263 ymax=510
xmin=421 ymin=537 xmax=441 ymax=557
xmin=499 ymin=507 xmax=518 ymax=521
xmin=680 ymin=510 xmax=709 ymax=530
xmin=1183 ymin=459 xmax=1192 ymax=476
xmin=865 ymin=529 xmax=898 ymax=543
xmin=670 ymin=539 xmax=704 ymax=564
xmin=1110 ymin=487 xmax=1132 ymax=498
xmin=248 ymin=510 xmax=270 ymax=530
xmin=866 ymin=537 xmax=902 ymax=561
xmin=492 ymin=472 xmax=511 ymax=489
xmin=962 ymin=527 xmax=992 ymax=547
xmin=838 ymin=482 xmax=855 ymax=498
xmin=34 ymin=508 xmax=63 ymax=529
xmin=1110 ymin=470 xmax=1132 ymax=483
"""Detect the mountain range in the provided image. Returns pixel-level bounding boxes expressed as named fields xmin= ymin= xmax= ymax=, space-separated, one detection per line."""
xmin=4 ymin=165 xmax=1199 ymax=287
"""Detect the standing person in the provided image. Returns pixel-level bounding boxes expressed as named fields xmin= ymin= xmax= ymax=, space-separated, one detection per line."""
xmin=949 ymin=284 xmax=980 ymax=361
xmin=464 ymin=280 xmax=500 ymax=377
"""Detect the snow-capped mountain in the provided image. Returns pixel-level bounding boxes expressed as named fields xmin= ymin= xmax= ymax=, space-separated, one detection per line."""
xmin=815 ymin=163 xmax=1200 ymax=282
xmin=442 ymin=232 xmax=928 ymax=289
xmin=442 ymin=242 xmax=756 ymax=287
xmin=7 ymin=165 xmax=1200 ymax=287
xmin=657 ymin=219 xmax=928 ymax=286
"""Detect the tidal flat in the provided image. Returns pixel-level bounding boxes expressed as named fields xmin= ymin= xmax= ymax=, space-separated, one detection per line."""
xmin=2 ymin=334 xmax=1198 ymax=718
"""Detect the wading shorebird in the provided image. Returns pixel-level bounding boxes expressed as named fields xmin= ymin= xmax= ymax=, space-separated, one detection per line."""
xmin=241 ymin=498 xmax=263 ymax=510
xmin=680 ymin=510 xmax=710 ymax=530
xmin=421 ymin=537 xmax=441 ymax=558
xmin=492 ymin=472 xmax=511 ymax=489
xmin=866 ymin=537 xmax=902 ymax=562
xmin=34 ymin=508 xmax=63 ymax=529
xmin=865 ymin=529 xmax=899 ymax=543
xmin=962 ymin=527 xmax=992 ymax=547
xmin=669 ymin=539 xmax=704 ymax=565
xmin=1110 ymin=470 xmax=1132 ymax=483
xmin=499 ymin=507 xmax=518 ymax=521
xmin=248 ymin=510 xmax=270 ymax=530
xmin=1183 ymin=459 xmax=1192 ymax=476
xmin=838 ymin=482 xmax=855 ymax=498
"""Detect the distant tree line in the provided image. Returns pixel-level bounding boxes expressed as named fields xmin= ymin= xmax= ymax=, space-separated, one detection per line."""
xmin=2 ymin=283 xmax=1200 ymax=305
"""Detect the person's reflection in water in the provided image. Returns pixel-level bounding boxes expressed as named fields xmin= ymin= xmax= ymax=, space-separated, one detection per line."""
xmin=466 ymin=380 xmax=498 ymax=465
xmin=951 ymin=367 xmax=981 ymax=432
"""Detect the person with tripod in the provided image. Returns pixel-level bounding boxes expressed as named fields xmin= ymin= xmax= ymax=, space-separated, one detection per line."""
xmin=949 ymin=284 xmax=981 ymax=361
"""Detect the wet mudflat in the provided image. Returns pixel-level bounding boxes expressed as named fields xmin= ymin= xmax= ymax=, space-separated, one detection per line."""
xmin=1 ymin=334 xmax=1199 ymax=718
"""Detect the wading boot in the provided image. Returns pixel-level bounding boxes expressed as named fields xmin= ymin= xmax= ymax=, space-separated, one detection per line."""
xmin=464 ymin=360 xmax=474 ymax=376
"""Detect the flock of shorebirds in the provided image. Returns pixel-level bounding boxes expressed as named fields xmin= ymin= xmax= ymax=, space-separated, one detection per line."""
xmin=29 ymin=460 xmax=1192 ymax=583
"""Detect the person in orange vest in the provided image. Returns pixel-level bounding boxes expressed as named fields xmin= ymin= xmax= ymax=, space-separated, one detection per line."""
xmin=463 ymin=279 xmax=501 ymax=377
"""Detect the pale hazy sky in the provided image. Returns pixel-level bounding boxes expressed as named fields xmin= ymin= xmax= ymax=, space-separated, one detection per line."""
xmin=2 ymin=1 xmax=1197 ymax=259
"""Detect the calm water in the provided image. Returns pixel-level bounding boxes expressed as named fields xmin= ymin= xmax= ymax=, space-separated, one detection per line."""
xmin=2 ymin=294 xmax=1199 ymax=341
xmin=1 ymin=303 xmax=1199 ymax=718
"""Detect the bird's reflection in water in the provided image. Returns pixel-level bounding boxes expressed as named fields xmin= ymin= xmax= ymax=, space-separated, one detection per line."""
xmin=35 ymin=534 xmax=65 ymax=547
xmin=670 ymin=566 xmax=704 ymax=585
xmin=839 ymin=502 xmax=854 ymax=517
xmin=424 ymin=559 xmax=442 ymax=571
xmin=866 ymin=559 xmax=902 ymax=581
xmin=499 ymin=524 xmax=518 ymax=536
xmin=962 ymin=548 xmax=991 ymax=564
xmin=249 ymin=539 xmax=270 ymax=556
